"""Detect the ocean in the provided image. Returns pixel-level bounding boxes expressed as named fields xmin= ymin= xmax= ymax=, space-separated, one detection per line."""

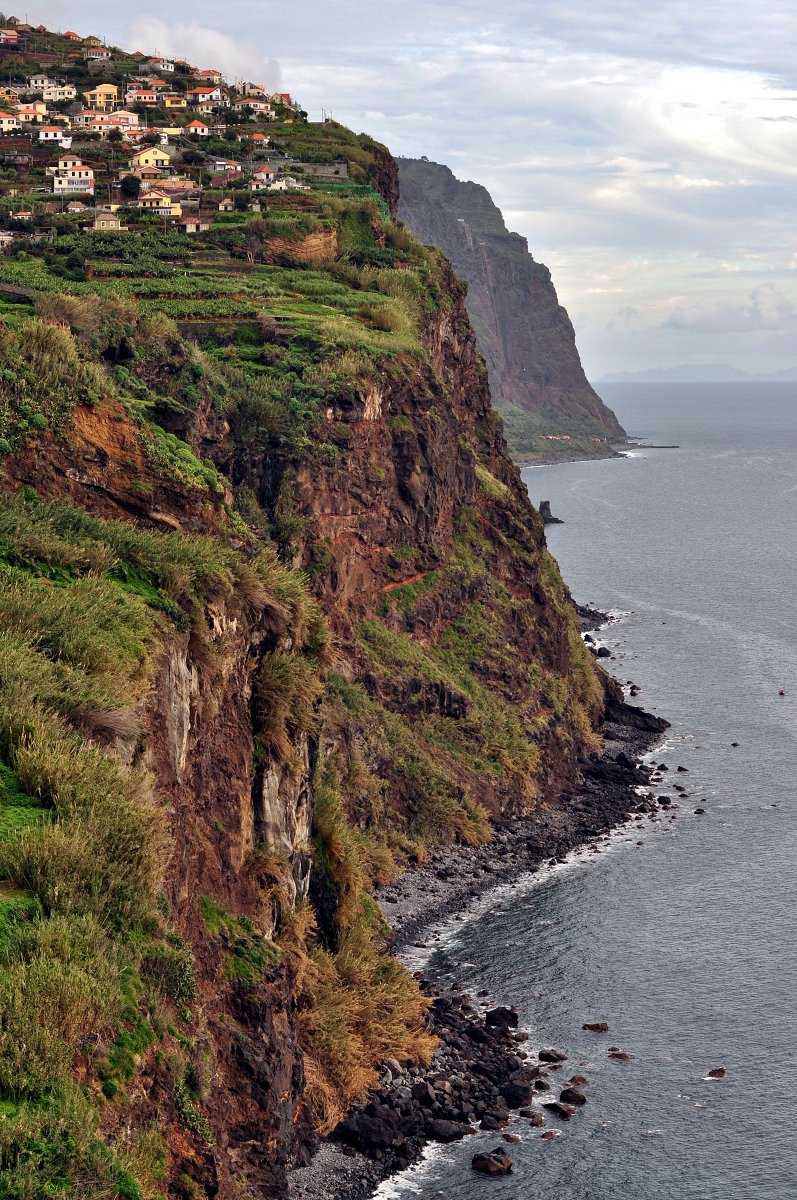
xmin=376 ymin=383 xmax=797 ymax=1199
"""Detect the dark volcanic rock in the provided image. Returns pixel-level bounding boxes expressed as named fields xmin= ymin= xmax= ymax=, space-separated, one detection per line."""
xmin=501 ymin=1079 xmax=535 ymax=1107
xmin=485 ymin=1006 xmax=519 ymax=1029
xmin=471 ymin=1147 xmax=513 ymax=1175
xmin=428 ymin=1119 xmax=470 ymax=1142
xmin=539 ymin=500 xmax=563 ymax=524
xmin=539 ymin=1048 xmax=568 ymax=1063
xmin=560 ymin=1087 xmax=587 ymax=1107
xmin=543 ymin=1101 xmax=577 ymax=1120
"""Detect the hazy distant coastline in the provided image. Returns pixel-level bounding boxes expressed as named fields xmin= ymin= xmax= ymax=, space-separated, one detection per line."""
xmin=596 ymin=364 xmax=797 ymax=383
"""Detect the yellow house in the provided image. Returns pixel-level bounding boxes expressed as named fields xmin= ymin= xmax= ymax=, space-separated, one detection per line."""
xmin=163 ymin=94 xmax=187 ymax=109
xmin=138 ymin=189 xmax=182 ymax=217
xmin=83 ymin=84 xmax=118 ymax=112
xmin=130 ymin=145 xmax=171 ymax=170
xmin=0 ymin=87 xmax=18 ymax=105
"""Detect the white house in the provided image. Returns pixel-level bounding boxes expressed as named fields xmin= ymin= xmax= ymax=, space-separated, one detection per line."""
xmin=38 ymin=125 xmax=68 ymax=142
xmin=50 ymin=157 xmax=95 ymax=195
xmin=178 ymin=217 xmax=210 ymax=233
xmin=43 ymin=83 xmax=77 ymax=103
xmin=186 ymin=85 xmax=224 ymax=105
xmin=268 ymin=175 xmax=308 ymax=192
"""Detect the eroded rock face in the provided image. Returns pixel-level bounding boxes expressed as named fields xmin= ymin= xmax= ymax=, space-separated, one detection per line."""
xmin=255 ymin=734 xmax=315 ymax=906
xmin=397 ymin=157 xmax=625 ymax=458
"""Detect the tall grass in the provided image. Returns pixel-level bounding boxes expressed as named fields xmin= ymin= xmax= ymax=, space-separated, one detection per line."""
xmin=283 ymin=764 xmax=435 ymax=1132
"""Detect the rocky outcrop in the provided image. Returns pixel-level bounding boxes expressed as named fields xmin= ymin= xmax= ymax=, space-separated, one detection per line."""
xmin=397 ymin=158 xmax=625 ymax=459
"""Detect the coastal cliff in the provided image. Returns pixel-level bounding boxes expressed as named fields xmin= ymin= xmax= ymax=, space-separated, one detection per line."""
xmin=397 ymin=158 xmax=625 ymax=460
xmin=0 ymin=44 xmax=630 ymax=1198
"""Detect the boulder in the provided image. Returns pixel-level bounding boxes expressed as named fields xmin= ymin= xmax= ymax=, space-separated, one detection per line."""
xmin=412 ymin=1080 xmax=437 ymax=1106
xmin=543 ymin=1101 xmax=577 ymax=1120
xmin=560 ymin=1087 xmax=587 ymax=1107
xmin=471 ymin=1147 xmax=513 ymax=1175
xmin=338 ymin=1110 xmax=398 ymax=1150
xmin=539 ymin=1048 xmax=568 ymax=1063
xmin=582 ymin=1022 xmax=609 ymax=1033
xmin=429 ymin=1119 xmax=470 ymax=1142
xmin=501 ymin=1079 xmax=534 ymax=1107
xmin=485 ymin=1006 xmax=519 ymax=1029
xmin=707 ymin=1067 xmax=726 ymax=1079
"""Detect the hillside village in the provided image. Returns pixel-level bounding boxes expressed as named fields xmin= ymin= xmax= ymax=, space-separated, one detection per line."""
xmin=0 ymin=17 xmax=373 ymax=238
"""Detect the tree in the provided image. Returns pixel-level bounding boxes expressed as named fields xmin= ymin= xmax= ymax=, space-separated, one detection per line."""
xmin=119 ymin=174 xmax=141 ymax=201
xmin=242 ymin=217 xmax=269 ymax=264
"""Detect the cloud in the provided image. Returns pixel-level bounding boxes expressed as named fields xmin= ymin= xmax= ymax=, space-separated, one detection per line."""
xmin=664 ymin=284 xmax=797 ymax=332
xmin=123 ymin=16 xmax=280 ymax=89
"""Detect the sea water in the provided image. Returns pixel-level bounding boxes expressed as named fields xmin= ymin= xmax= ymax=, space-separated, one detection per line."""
xmin=377 ymin=383 xmax=797 ymax=1200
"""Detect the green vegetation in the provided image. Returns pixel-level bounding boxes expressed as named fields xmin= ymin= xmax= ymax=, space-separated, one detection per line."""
xmin=0 ymin=489 xmax=328 ymax=1191
xmin=199 ymin=895 xmax=280 ymax=983
xmin=284 ymin=760 xmax=434 ymax=1133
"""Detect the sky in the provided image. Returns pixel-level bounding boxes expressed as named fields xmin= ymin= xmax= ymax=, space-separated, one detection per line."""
xmin=34 ymin=0 xmax=797 ymax=375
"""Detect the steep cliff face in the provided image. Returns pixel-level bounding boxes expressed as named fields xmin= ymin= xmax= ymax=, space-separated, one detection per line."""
xmin=397 ymin=158 xmax=625 ymax=459
xmin=0 ymin=118 xmax=616 ymax=1200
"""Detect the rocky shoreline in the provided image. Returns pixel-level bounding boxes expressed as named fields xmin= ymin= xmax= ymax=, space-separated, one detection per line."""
xmin=289 ymin=618 xmax=669 ymax=1200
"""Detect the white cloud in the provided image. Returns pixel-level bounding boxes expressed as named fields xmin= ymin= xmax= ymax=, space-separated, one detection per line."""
xmin=123 ymin=17 xmax=280 ymax=89
xmin=664 ymin=283 xmax=797 ymax=333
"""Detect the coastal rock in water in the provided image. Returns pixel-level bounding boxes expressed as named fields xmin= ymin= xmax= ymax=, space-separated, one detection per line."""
xmin=539 ymin=500 xmax=563 ymax=525
xmin=485 ymin=1006 xmax=519 ymax=1029
xmin=583 ymin=1022 xmax=609 ymax=1032
xmin=471 ymin=1147 xmax=513 ymax=1175
xmin=539 ymin=1048 xmax=568 ymax=1063
xmin=543 ymin=1101 xmax=577 ymax=1120
xmin=707 ymin=1067 xmax=726 ymax=1079
xmin=560 ymin=1087 xmax=587 ymax=1107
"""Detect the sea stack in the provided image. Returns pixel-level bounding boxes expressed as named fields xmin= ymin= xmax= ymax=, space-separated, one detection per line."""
xmin=540 ymin=500 xmax=563 ymax=524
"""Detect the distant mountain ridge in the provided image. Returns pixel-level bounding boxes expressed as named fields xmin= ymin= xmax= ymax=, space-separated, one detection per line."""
xmin=598 ymin=364 xmax=797 ymax=383
xmin=397 ymin=158 xmax=625 ymax=460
